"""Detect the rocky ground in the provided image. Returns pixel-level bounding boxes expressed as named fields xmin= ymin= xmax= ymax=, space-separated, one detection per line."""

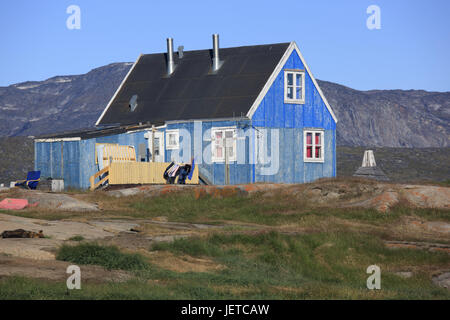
xmin=0 ymin=179 xmax=449 ymax=297
xmin=107 ymin=180 xmax=450 ymax=213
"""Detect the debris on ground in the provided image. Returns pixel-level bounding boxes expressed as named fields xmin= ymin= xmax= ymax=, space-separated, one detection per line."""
xmin=432 ymin=272 xmax=450 ymax=290
xmin=1 ymin=229 xmax=44 ymax=239
xmin=1 ymin=190 xmax=98 ymax=211
xmin=0 ymin=198 xmax=30 ymax=210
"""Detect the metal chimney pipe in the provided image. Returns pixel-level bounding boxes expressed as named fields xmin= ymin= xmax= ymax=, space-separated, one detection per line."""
xmin=166 ymin=37 xmax=175 ymax=75
xmin=212 ymin=34 xmax=221 ymax=72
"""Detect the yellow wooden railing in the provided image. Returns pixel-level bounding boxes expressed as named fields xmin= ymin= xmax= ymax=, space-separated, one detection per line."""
xmin=95 ymin=144 xmax=136 ymax=166
xmin=89 ymin=165 xmax=110 ymax=191
xmin=89 ymin=162 xmax=199 ymax=190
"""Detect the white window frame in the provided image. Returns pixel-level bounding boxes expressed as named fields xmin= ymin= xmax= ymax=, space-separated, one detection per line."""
xmin=303 ymin=130 xmax=324 ymax=163
xmin=166 ymin=129 xmax=179 ymax=150
xmin=211 ymin=127 xmax=237 ymax=163
xmin=284 ymin=70 xmax=305 ymax=104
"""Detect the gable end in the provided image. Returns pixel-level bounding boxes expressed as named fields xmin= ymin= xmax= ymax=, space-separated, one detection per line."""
xmin=246 ymin=42 xmax=338 ymax=123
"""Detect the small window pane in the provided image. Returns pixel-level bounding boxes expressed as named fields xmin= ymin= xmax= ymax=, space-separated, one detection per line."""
xmin=215 ymin=131 xmax=222 ymax=139
xmin=306 ymin=133 xmax=312 ymax=145
xmin=216 ymin=146 xmax=223 ymax=158
xmin=154 ymin=138 xmax=160 ymax=155
xmin=287 ymin=73 xmax=293 ymax=85
xmin=227 ymin=147 xmax=234 ymax=158
xmin=315 ymin=146 xmax=321 ymax=158
xmin=287 ymin=86 xmax=294 ymax=99
xmin=296 ymin=87 xmax=302 ymax=100
xmin=225 ymin=131 xmax=233 ymax=138
xmin=296 ymin=73 xmax=302 ymax=87
xmin=169 ymin=134 xmax=176 ymax=146
xmin=307 ymin=146 xmax=312 ymax=158
xmin=315 ymin=133 xmax=321 ymax=145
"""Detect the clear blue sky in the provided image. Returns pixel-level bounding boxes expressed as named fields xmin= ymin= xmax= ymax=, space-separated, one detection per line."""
xmin=1 ymin=0 xmax=449 ymax=91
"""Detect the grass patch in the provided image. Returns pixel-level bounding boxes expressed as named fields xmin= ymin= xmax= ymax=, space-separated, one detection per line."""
xmin=149 ymin=231 xmax=450 ymax=299
xmin=129 ymin=191 xmax=449 ymax=227
xmin=56 ymin=243 xmax=150 ymax=271
xmin=0 ymin=276 xmax=187 ymax=300
xmin=131 ymin=192 xmax=310 ymax=225
xmin=2 ymin=231 xmax=449 ymax=299
xmin=68 ymin=235 xmax=84 ymax=241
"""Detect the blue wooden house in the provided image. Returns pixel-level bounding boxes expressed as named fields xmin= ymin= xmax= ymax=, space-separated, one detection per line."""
xmin=35 ymin=35 xmax=338 ymax=189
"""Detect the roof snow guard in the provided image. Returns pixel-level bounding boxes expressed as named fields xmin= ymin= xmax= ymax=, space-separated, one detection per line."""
xmin=353 ymin=150 xmax=389 ymax=181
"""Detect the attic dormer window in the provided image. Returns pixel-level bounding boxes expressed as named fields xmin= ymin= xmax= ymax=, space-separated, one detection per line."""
xmin=129 ymin=95 xmax=138 ymax=112
xmin=284 ymin=70 xmax=305 ymax=104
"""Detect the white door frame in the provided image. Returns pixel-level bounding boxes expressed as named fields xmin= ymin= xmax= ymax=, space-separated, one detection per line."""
xmin=146 ymin=131 xmax=165 ymax=162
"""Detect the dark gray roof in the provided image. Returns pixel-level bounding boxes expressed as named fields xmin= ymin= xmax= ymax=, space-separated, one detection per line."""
xmin=353 ymin=166 xmax=390 ymax=181
xmin=97 ymin=43 xmax=290 ymax=126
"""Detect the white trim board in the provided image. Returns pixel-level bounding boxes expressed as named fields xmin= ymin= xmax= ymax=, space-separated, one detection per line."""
xmin=246 ymin=42 xmax=338 ymax=123
xmin=165 ymin=116 xmax=249 ymax=125
xmin=95 ymin=54 xmax=143 ymax=126
xmin=35 ymin=137 xmax=81 ymax=143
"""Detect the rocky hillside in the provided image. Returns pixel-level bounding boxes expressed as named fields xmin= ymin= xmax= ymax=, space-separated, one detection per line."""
xmin=0 ymin=63 xmax=132 ymax=137
xmin=319 ymin=80 xmax=450 ymax=147
xmin=0 ymin=137 xmax=34 ymax=186
xmin=0 ymin=63 xmax=448 ymax=147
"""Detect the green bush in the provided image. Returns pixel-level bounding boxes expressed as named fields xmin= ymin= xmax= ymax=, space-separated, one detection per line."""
xmin=56 ymin=243 xmax=149 ymax=271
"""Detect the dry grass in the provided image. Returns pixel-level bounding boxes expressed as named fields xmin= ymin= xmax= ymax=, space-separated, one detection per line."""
xmin=145 ymin=251 xmax=225 ymax=273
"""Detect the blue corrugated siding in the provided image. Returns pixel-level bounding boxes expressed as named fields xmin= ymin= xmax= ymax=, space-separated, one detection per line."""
xmin=34 ymin=141 xmax=81 ymax=188
xmin=62 ymin=141 xmax=80 ymax=188
xmin=251 ymin=49 xmax=336 ymax=183
xmin=165 ymin=120 xmax=252 ymax=185
xmin=252 ymin=127 xmax=335 ymax=183
xmin=35 ymin=131 xmax=148 ymax=190
xmin=252 ymin=49 xmax=336 ymax=131
xmin=35 ymin=142 xmax=50 ymax=178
